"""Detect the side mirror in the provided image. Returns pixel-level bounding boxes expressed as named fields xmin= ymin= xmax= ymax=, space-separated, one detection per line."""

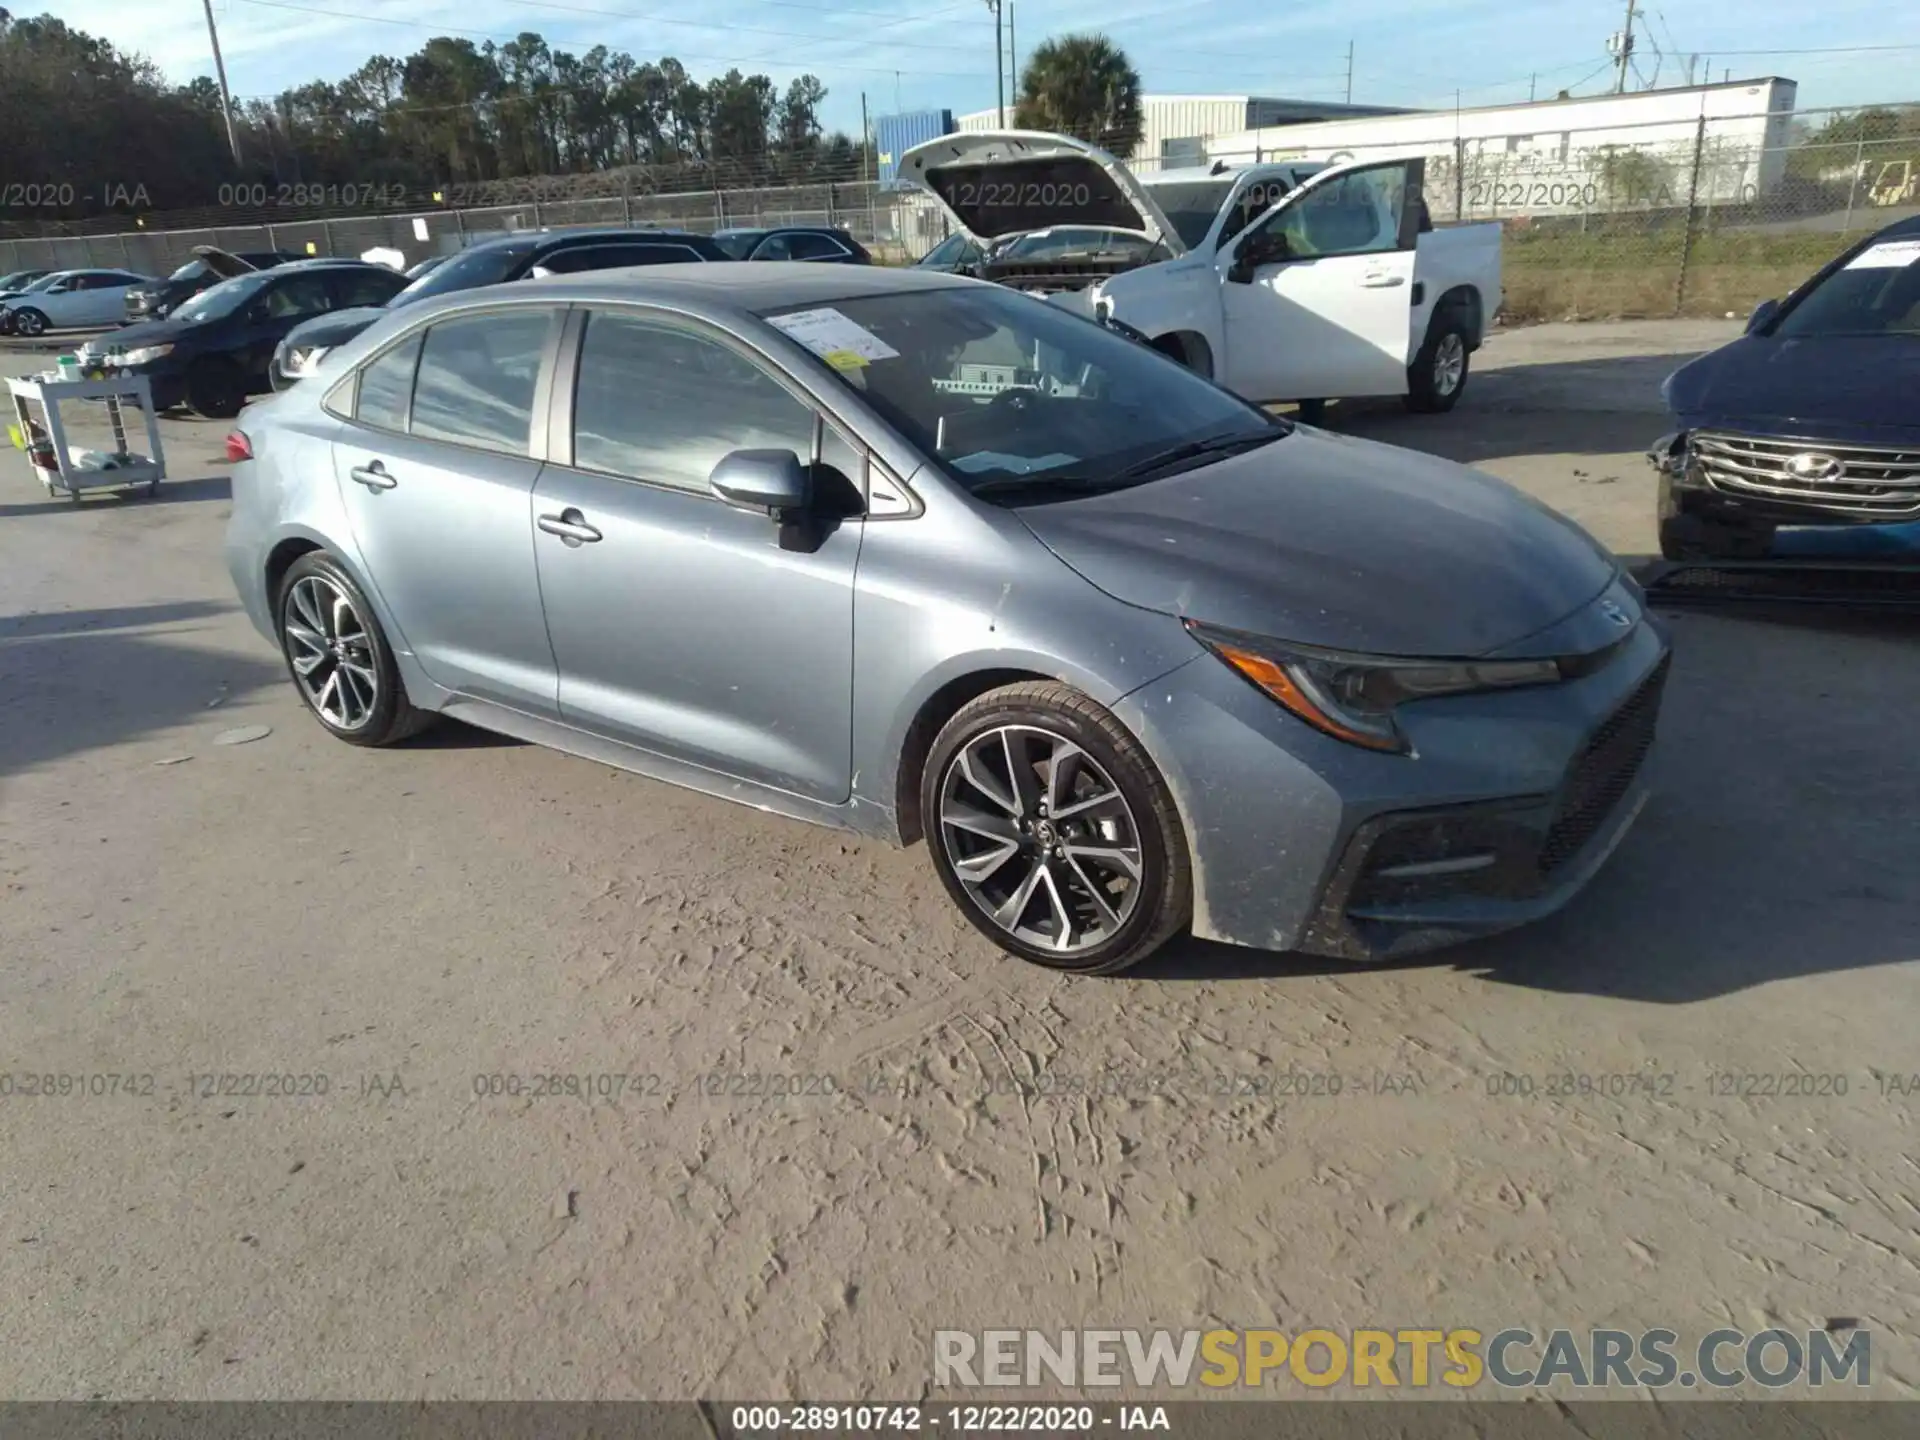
xmin=709 ymin=448 xmax=812 ymax=519
xmin=1227 ymin=229 xmax=1288 ymax=284
xmin=1745 ymin=298 xmax=1779 ymax=335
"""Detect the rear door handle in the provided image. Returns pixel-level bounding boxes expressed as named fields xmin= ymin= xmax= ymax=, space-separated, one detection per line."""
xmin=349 ymin=461 xmax=396 ymax=491
xmin=537 ymin=509 xmax=603 ymax=544
xmin=1361 ymin=273 xmax=1407 ymax=288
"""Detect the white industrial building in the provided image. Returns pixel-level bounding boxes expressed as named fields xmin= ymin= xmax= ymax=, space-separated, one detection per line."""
xmin=956 ymin=78 xmax=1798 ymax=217
xmin=954 ymin=95 xmax=1408 ymax=166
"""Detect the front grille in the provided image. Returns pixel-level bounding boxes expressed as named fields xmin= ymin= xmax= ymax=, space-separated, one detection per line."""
xmin=1539 ymin=655 xmax=1669 ymax=874
xmin=1692 ymin=430 xmax=1920 ymax=518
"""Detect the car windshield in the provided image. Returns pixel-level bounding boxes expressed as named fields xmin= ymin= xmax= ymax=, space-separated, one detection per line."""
xmin=21 ymin=273 xmax=66 ymax=293
xmin=1144 ymin=179 xmax=1234 ymax=249
xmin=173 ymin=271 xmax=275 ymax=323
xmin=0 ymin=270 xmax=42 ymax=289
xmin=919 ymin=233 xmax=978 ymax=267
xmin=712 ymin=231 xmax=765 ymax=260
xmin=763 ymin=285 xmax=1284 ymax=501
xmin=390 ymin=244 xmax=531 ymax=306
xmin=1774 ymin=238 xmax=1920 ymax=339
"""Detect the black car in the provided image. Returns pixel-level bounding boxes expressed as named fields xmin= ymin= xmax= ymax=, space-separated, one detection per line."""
xmin=122 ymin=247 xmax=304 ymax=324
xmin=710 ymin=226 xmax=872 ymax=263
xmin=79 ymin=260 xmax=410 ymax=417
xmin=1650 ymin=214 xmax=1920 ymax=560
xmin=914 ymin=231 xmax=986 ymax=277
xmin=270 ymin=227 xmax=732 ymax=390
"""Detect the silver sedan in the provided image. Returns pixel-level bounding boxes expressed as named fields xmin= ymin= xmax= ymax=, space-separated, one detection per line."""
xmin=225 ymin=264 xmax=1669 ymax=973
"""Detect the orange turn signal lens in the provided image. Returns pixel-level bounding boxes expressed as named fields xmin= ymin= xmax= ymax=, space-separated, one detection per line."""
xmin=1209 ymin=640 xmax=1406 ymax=752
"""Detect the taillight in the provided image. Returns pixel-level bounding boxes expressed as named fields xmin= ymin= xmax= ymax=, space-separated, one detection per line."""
xmin=225 ymin=430 xmax=252 ymax=463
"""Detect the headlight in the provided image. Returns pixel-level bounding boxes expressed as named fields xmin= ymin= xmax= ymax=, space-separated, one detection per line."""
xmin=284 ymin=345 xmax=329 ymax=377
xmin=1186 ymin=620 xmax=1562 ymax=754
xmin=120 ymin=343 xmax=173 ymax=365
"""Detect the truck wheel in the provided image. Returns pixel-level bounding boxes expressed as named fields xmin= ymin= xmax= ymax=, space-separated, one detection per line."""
xmin=1406 ymin=314 xmax=1470 ymax=413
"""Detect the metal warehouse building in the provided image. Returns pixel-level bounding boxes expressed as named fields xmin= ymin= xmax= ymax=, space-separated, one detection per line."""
xmin=952 ymin=95 xmax=1410 ymax=164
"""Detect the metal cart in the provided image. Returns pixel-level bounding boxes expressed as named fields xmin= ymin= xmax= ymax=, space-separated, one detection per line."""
xmin=7 ymin=372 xmax=166 ymax=502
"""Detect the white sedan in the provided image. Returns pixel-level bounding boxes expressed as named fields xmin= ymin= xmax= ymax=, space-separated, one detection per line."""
xmin=1 ymin=269 xmax=152 ymax=337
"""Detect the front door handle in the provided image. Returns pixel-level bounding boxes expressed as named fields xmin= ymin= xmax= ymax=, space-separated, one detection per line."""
xmin=537 ymin=509 xmax=603 ymax=545
xmin=1361 ymin=273 xmax=1407 ymax=288
xmin=349 ymin=461 xmax=396 ymax=491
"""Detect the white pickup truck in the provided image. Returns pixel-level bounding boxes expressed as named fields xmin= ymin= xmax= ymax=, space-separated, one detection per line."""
xmin=898 ymin=130 xmax=1503 ymax=414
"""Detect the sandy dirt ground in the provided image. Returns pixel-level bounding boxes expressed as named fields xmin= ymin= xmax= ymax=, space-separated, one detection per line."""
xmin=1 ymin=321 xmax=1917 ymax=1403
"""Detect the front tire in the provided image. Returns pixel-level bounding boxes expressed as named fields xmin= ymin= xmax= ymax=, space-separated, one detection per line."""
xmin=186 ymin=358 xmax=246 ymax=419
xmin=1405 ymin=313 xmax=1470 ymax=413
xmin=276 ymin=552 xmax=433 ymax=746
xmin=921 ymin=682 xmax=1191 ymax=974
xmin=12 ymin=307 xmax=47 ymax=338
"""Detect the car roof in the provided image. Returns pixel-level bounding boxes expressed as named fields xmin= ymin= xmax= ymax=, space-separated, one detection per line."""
xmin=464 ymin=227 xmax=714 ymax=253
xmin=424 ymin=260 xmax=972 ymax=317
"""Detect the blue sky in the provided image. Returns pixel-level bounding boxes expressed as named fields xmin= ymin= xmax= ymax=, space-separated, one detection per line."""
xmin=48 ymin=0 xmax=1919 ymax=135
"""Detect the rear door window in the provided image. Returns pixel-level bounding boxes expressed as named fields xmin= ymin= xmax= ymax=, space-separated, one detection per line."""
xmin=408 ymin=309 xmax=555 ymax=455
xmin=353 ymin=332 xmax=423 ymax=432
xmin=785 ymin=233 xmax=851 ymax=260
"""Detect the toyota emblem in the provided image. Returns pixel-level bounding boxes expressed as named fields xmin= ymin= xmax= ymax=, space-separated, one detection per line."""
xmin=1784 ymin=451 xmax=1845 ymax=483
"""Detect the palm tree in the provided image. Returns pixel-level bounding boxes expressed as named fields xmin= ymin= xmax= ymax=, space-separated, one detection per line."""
xmin=1012 ymin=34 xmax=1144 ymax=157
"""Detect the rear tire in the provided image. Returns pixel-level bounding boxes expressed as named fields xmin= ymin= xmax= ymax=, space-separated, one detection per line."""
xmin=186 ymin=358 xmax=247 ymax=419
xmin=275 ymin=552 xmax=434 ymax=747
xmin=1405 ymin=313 xmax=1470 ymax=413
xmin=920 ymin=682 xmax=1190 ymax=975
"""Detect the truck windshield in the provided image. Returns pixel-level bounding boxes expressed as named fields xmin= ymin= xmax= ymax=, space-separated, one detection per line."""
xmin=1146 ymin=180 xmax=1234 ymax=249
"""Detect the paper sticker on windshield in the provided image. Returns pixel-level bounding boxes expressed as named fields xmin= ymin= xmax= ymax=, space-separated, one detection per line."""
xmin=1846 ymin=239 xmax=1920 ymax=270
xmin=768 ymin=307 xmax=900 ymax=362
xmin=822 ymin=349 xmax=868 ymax=371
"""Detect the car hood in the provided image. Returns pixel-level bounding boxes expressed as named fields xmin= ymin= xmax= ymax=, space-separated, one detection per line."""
xmin=897 ymin=130 xmax=1181 ymax=251
xmin=85 ymin=315 xmax=199 ymax=353
xmin=1666 ymin=333 xmax=1920 ymax=441
xmin=1014 ymin=427 xmax=1620 ymax=658
xmin=283 ymin=306 xmax=389 ymax=350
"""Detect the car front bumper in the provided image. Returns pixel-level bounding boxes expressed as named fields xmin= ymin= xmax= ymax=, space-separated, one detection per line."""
xmin=1114 ymin=589 xmax=1672 ymax=960
xmin=1653 ymin=427 xmax=1920 ymax=532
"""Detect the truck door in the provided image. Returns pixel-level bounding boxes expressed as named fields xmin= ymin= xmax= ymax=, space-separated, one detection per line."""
xmin=1216 ymin=159 xmax=1423 ymax=403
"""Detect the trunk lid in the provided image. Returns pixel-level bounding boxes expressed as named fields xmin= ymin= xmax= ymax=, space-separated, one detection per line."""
xmin=190 ymin=245 xmax=263 ymax=279
xmin=896 ymin=130 xmax=1185 ymax=254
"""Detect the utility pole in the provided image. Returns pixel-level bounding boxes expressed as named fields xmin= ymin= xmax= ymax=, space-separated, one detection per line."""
xmin=984 ymin=0 xmax=1004 ymax=126
xmin=1611 ymin=0 xmax=1637 ymax=94
xmin=201 ymin=0 xmax=243 ymax=166
xmin=1007 ymin=1 xmax=1017 ymax=112
xmin=1344 ymin=40 xmax=1354 ymax=104
xmin=1529 ymin=73 xmax=1536 ymax=102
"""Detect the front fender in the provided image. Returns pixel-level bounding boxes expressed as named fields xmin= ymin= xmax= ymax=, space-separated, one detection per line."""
xmin=1097 ymin=261 xmax=1225 ymax=372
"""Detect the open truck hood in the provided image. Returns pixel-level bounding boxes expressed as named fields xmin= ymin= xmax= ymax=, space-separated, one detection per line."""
xmin=897 ymin=130 xmax=1185 ymax=254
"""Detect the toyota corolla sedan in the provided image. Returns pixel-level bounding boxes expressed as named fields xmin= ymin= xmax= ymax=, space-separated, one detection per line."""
xmin=225 ymin=264 xmax=1669 ymax=974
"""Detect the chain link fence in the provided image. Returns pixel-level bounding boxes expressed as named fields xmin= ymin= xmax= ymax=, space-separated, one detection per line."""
xmin=2 ymin=101 xmax=1913 ymax=324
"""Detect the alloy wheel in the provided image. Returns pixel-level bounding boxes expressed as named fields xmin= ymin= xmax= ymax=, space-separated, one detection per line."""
xmin=936 ymin=724 xmax=1144 ymax=956
xmin=283 ymin=575 xmax=379 ymax=730
xmin=1433 ymin=331 xmax=1466 ymax=396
